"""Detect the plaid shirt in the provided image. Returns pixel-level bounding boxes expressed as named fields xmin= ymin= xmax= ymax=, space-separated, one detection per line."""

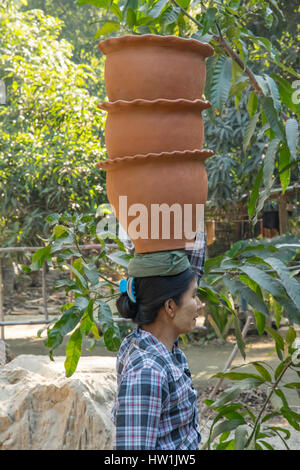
xmin=111 ymin=327 xmax=201 ymax=450
xmin=119 ymin=226 xmax=206 ymax=286
xmin=184 ymin=230 xmax=206 ymax=286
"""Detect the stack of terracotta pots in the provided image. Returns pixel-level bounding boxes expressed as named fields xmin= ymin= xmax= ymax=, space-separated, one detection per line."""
xmin=96 ymin=34 xmax=214 ymax=253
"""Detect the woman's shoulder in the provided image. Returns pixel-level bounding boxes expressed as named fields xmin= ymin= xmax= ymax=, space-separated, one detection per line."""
xmin=117 ymin=331 xmax=186 ymax=382
xmin=119 ymin=340 xmax=168 ymax=377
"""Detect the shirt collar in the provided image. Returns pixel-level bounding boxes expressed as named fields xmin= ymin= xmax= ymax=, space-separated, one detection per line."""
xmin=134 ymin=326 xmax=179 ymax=357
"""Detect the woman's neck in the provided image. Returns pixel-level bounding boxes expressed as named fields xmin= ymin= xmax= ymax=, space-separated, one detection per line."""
xmin=141 ymin=322 xmax=178 ymax=352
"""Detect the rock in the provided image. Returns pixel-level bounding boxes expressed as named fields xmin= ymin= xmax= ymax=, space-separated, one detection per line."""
xmin=0 ymin=340 xmax=16 ymax=366
xmin=0 ymin=355 xmax=117 ymax=450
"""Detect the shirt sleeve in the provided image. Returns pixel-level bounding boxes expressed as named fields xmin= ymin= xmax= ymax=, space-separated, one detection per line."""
xmin=114 ymin=367 xmax=167 ymax=450
xmin=184 ymin=230 xmax=206 ymax=286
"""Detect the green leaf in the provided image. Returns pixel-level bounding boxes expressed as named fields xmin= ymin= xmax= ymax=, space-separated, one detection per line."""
xmin=174 ymin=0 xmax=190 ymax=8
xmin=264 ymin=257 xmax=300 ymax=311
xmin=126 ymin=7 xmax=136 ymax=27
xmin=272 ymin=73 xmax=300 ymax=115
xmin=254 ymin=310 xmax=266 ymax=335
xmin=275 ymin=361 xmax=285 ymax=380
xmin=280 ymin=407 xmax=300 ymax=430
xmin=233 ymin=314 xmax=246 ymax=360
xmin=94 ymin=21 xmax=120 ymax=39
xmin=273 ymin=299 xmax=283 ymax=329
xmin=248 ymin=166 xmax=263 ymax=218
xmin=44 ymin=306 xmax=83 ymax=350
xmin=285 ymin=118 xmax=299 ymax=160
xmin=261 ymin=411 xmax=281 ymax=423
xmin=259 ymin=440 xmax=274 ymax=450
xmin=275 ymin=297 xmax=300 ymax=325
xmin=214 ymin=403 xmax=245 ymax=416
xmin=261 ymin=96 xmax=285 ymax=142
xmin=21 ymin=265 xmax=31 ymax=273
xmin=211 ymin=419 xmax=245 ymax=441
xmin=53 ymin=224 xmax=68 ymax=238
xmin=232 ymin=37 xmax=248 ymax=64
xmin=97 ymin=299 xmax=114 ymax=328
xmin=74 ymin=296 xmax=89 ymax=312
xmin=103 ymin=326 xmax=121 ymax=351
xmin=77 ymin=0 xmax=110 ymax=6
xmin=213 ymin=371 xmax=265 ymax=382
xmin=243 ymin=112 xmax=260 ymax=152
xmin=159 ymin=5 xmax=181 ymax=24
xmin=284 ymin=382 xmax=300 ymax=390
xmin=234 ymin=424 xmax=249 ymax=450
xmin=97 ymin=300 xmax=121 ymax=350
xmin=64 ymin=328 xmax=82 ymax=378
xmin=252 ymin=362 xmax=272 ymax=382
xmin=31 ymin=245 xmax=51 ymax=270
xmin=201 ymin=7 xmax=216 ymax=35
xmin=279 ymin=144 xmax=291 ymax=194
xmin=286 ymin=326 xmax=297 ymax=345
xmin=238 ymin=265 xmax=287 ymax=299
xmin=73 ymin=257 xmax=84 ymax=274
xmin=264 ymin=74 xmax=281 ymax=112
xmin=211 ymin=56 xmax=232 ymax=113
xmin=210 ymin=387 xmax=240 ymax=408
xmin=45 ymin=213 xmax=61 ymax=225
xmin=247 ymin=91 xmax=258 ymax=118
xmin=64 ymin=263 xmax=88 ymax=289
xmin=148 ymin=0 xmax=169 ymax=18
xmin=80 ymin=311 xmax=94 ymax=336
xmin=265 ymin=326 xmax=284 ymax=352
xmin=263 ymin=138 xmax=280 ymax=191
xmin=110 ymin=2 xmax=122 ymax=20
xmin=106 ymin=250 xmax=131 ymax=269
xmin=229 ymin=77 xmax=249 ymax=98
xmin=254 ymin=74 xmax=269 ymax=95
xmin=223 ymin=275 xmax=270 ymax=317
xmin=83 ymin=261 xmax=100 ymax=285
xmin=204 ymin=255 xmax=224 ymax=273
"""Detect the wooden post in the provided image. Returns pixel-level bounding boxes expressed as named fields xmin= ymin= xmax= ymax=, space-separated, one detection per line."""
xmin=0 ymin=259 xmax=4 ymax=340
xmin=279 ymin=193 xmax=288 ymax=234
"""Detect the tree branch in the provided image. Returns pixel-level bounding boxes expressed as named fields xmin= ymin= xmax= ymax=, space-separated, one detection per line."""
xmin=244 ymin=358 xmax=292 ymax=449
xmin=170 ymin=0 xmax=264 ymax=96
xmin=170 ymin=0 xmax=300 ymax=128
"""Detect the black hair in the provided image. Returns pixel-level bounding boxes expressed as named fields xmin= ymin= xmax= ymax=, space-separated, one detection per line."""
xmin=116 ymin=267 xmax=196 ymax=326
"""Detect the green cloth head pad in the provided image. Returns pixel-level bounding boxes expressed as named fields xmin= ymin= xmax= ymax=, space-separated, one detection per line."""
xmin=127 ymin=250 xmax=191 ymax=277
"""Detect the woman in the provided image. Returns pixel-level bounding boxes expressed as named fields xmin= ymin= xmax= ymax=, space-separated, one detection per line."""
xmin=111 ymin=253 xmax=202 ymax=450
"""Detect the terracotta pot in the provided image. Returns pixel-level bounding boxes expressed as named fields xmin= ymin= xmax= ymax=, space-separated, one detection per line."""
xmin=96 ymin=149 xmax=214 ymax=253
xmin=98 ymin=34 xmax=214 ymax=101
xmin=98 ymin=98 xmax=211 ymax=159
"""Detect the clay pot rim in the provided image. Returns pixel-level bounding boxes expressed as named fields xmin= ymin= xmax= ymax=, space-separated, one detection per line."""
xmin=96 ymin=148 xmax=214 ymax=170
xmin=98 ymin=34 xmax=214 ymax=58
xmin=98 ymin=98 xmax=211 ymax=112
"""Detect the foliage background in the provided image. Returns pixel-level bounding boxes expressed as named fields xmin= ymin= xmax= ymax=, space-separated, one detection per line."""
xmin=0 ymin=0 xmax=107 ymax=253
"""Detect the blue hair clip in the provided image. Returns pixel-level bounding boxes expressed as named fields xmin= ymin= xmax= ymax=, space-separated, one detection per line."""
xmin=119 ymin=277 xmax=136 ymax=303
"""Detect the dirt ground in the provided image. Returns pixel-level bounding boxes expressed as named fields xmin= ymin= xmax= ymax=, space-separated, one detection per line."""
xmin=2 ymin=318 xmax=300 ymax=449
xmin=1 ymin=268 xmax=300 ymax=450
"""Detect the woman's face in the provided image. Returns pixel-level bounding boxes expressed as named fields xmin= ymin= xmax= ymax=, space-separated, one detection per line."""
xmin=171 ymin=277 xmax=202 ymax=335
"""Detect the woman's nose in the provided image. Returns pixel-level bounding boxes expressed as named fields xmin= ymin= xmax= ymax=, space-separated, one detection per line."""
xmin=196 ymin=296 xmax=202 ymax=311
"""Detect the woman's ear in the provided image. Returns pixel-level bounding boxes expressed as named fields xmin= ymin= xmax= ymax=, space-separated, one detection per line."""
xmin=164 ymin=298 xmax=176 ymax=318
